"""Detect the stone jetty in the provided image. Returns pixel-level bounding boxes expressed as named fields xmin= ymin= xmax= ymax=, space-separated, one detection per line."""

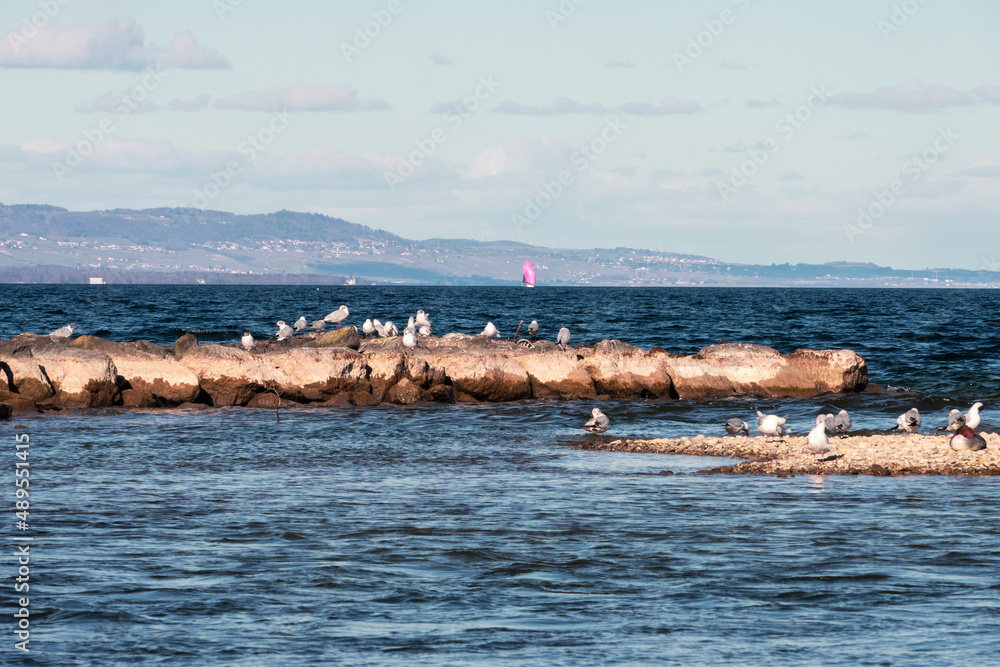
xmin=0 ymin=329 xmax=867 ymax=412
xmin=584 ymin=433 xmax=1000 ymax=477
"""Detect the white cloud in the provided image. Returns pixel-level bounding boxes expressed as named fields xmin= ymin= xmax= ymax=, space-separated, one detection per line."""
xmin=215 ymin=84 xmax=391 ymax=112
xmin=158 ymin=32 xmax=230 ymax=69
xmin=831 ymin=80 xmax=980 ymax=110
xmin=494 ymin=98 xmax=611 ymax=116
xmin=619 ymin=96 xmax=703 ymax=116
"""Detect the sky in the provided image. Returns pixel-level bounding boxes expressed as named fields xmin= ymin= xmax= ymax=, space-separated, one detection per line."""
xmin=1 ymin=0 xmax=998 ymax=270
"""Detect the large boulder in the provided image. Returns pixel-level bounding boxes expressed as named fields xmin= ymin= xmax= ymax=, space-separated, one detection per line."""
xmin=312 ymin=326 xmax=361 ymax=350
xmin=70 ymin=336 xmax=201 ymax=404
xmin=515 ymin=351 xmax=596 ymax=399
xmin=175 ymin=335 xmax=293 ymax=406
xmin=686 ymin=343 xmax=825 ymax=398
xmin=0 ymin=340 xmax=54 ymax=401
xmin=582 ymin=340 xmax=674 ymax=398
xmin=660 ymin=355 xmax=735 ymax=400
xmin=29 ymin=343 xmax=120 ymax=408
xmin=364 ymin=352 xmax=406 ymax=402
xmin=785 ymin=348 xmax=868 ymax=393
xmin=259 ymin=347 xmax=368 ymax=402
xmin=423 ymin=349 xmax=531 ymax=401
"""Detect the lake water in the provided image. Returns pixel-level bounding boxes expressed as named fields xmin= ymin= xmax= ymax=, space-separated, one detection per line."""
xmin=4 ymin=286 xmax=999 ymax=665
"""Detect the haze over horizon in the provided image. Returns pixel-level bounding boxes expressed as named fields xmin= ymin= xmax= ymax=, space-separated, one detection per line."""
xmin=2 ymin=0 xmax=998 ymax=271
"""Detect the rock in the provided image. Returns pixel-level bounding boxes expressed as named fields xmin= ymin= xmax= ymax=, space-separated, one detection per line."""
xmin=0 ymin=391 xmax=37 ymax=413
xmin=246 ymin=392 xmax=294 ymax=409
xmin=260 ymin=347 xmax=368 ymax=402
xmin=322 ymin=391 xmax=354 ymax=407
xmin=0 ymin=341 xmax=54 ymax=402
xmin=70 ymin=336 xmax=201 ymax=404
xmin=871 ymin=464 xmax=891 ymax=477
xmin=424 ymin=384 xmax=455 ymax=403
xmin=386 ymin=378 xmax=424 ymax=405
xmin=582 ymin=340 xmax=674 ymax=398
xmin=312 ymin=326 xmax=361 ymax=350
xmin=405 ymin=358 xmax=447 ymax=388
xmin=785 ymin=348 xmax=868 ymax=393
xmin=351 ymin=391 xmax=378 ymax=406
xmin=0 ymin=403 xmax=10 ymax=420
xmin=423 ymin=349 xmax=531 ymax=401
xmin=176 ymin=340 xmax=293 ymax=406
xmin=515 ymin=351 xmax=596 ymax=399
xmin=18 ymin=336 xmax=121 ymax=408
xmin=365 ymin=353 xmax=406 ymax=402
xmin=174 ymin=333 xmax=200 ymax=359
xmin=121 ymin=388 xmax=157 ymax=408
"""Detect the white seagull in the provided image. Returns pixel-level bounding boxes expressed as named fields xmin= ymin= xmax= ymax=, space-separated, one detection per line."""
xmin=756 ymin=411 xmax=788 ymax=438
xmin=363 ymin=319 xmax=375 ymax=338
xmin=418 ymin=324 xmax=432 ymax=338
xmin=834 ymin=409 xmax=852 ymax=435
xmin=415 ymin=310 xmax=431 ymax=328
xmin=384 ymin=321 xmax=399 ymax=337
xmin=557 ymin=327 xmax=571 ymax=351
xmin=725 ymin=418 xmax=750 ymax=436
xmin=311 ymin=319 xmax=326 ymax=333
xmin=293 ymin=316 xmax=308 ymax=333
xmin=482 ymin=322 xmax=498 ymax=341
xmin=241 ymin=331 xmax=254 ymax=350
xmin=372 ymin=319 xmax=387 ymax=338
xmin=402 ymin=330 xmax=417 ymax=355
xmin=583 ymin=408 xmax=610 ymax=446
xmin=807 ymin=421 xmax=832 ymax=460
xmin=49 ymin=324 xmax=76 ymax=338
xmin=275 ymin=321 xmax=294 ymax=341
xmin=894 ymin=408 xmax=921 ymax=435
xmin=527 ymin=320 xmax=539 ymax=340
xmin=324 ymin=305 xmax=349 ymax=328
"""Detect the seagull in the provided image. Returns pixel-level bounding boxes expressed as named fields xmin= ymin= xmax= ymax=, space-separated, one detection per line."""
xmin=384 ymin=321 xmax=399 ymax=337
xmin=324 ymin=305 xmax=349 ymax=328
xmin=937 ymin=409 xmax=965 ymax=431
xmin=557 ymin=327 xmax=571 ymax=351
xmin=756 ymin=411 xmax=787 ymax=438
xmin=894 ymin=408 xmax=921 ymax=435
xmin=527 ymin=320 xmax=539 ymax=341
xmin=818 ymin=414 xmax=837 ymax=437
xmin=965 ymin=402 xmax=984 ymax=429
xmin=582 ymin=408 xmax=610 ymax=446
xmin=293 ymin=316 xmax=308 ymax=333
xmin=482 ymin=322 xmax=498 ymax=341
xmin=807 ymin=421 xmax=832 ymax=460
xmin=49 ymin=324 xmax=76 ymax=337
xmin=415 ymin=310 xmax=431 ymax=328
xmin=834 ymin=409 xmax=852 ymax=435
xmin=725 ymin=418 xmax=750 ymax=436
xmin=402 ymin=330 xmax=417 ymax=356
xmin=241 ymin=331 xmax=254 ymax=350
xmin=404 ymin=316 xmax=416 ymax=336
xmin=949 ymin=424 xmax=987 ymax=452
xmin=275 ymin=321 xmax=294 ymax=341
xmin=363 ymin=319 xmax=375 ymax=338
xmin=372 ymin=319 xmax=387 ymax=338
xmin=418 ymin=324 xmax=432 ymax=338
xmin=311 ymin=319 xmax=326 ymax=333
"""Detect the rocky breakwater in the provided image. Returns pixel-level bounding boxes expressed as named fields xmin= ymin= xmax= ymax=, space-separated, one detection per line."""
xmin=0 ymin=330 xmax=867 ymax=412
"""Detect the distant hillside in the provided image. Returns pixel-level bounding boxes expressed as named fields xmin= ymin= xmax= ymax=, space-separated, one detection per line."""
xmin=0 ymin=204 xmax=997 ymax=287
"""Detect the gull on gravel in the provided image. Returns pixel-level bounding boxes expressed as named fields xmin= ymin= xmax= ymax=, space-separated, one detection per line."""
xmin=293 ymin=316 xmax=308 ymax=333
xmin=241 ymin=332 xmax=254 ymax=350
xmin=894 ymin=408 xmax=921 ymax=435
xmin=938 ymin=409 xmax=965 ymax=431
xmin=756 ymin=411 xmax=788 ymax=438
xmin=807 ymin=421 xmax=832 ymax=460
xmin=818 ymin=414 xmax=837 ymax=437
xmin=557 ymin=327 xmax=571 ymax=351
xmin=482 ymin=322 xmax=498 ymax=341
xmin=725 ymin=418 xmax=750 ymax=436
xmin=49 ymin=324 xmax=76 ymax=337
xmin=583 ymin=408 xmax=610 ymax=446
xmin=949 ymin=424 xmax=987 ymax=451
xmin=275 ymin=321 xmax=294 ymax=341
xmin=834 ymin=409 xmax=852 ymax=435
xmin=324 ymin=305 xmax=349 ymax=328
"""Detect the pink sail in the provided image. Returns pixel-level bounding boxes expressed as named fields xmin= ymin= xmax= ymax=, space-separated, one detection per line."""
xmin=522 ymin=260 xmax=536 ymax=287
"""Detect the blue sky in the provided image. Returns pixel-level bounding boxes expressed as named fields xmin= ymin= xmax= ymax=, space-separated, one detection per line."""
xmin=1 ymin=0 xmax=998 ymax=269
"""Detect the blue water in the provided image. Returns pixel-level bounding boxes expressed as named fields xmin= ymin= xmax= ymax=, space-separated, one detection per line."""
xmin=3 ymin=287 xmax=1000 ymax=664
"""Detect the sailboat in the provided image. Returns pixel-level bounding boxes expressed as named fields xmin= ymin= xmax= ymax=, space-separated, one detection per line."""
xmin=522 ymin=259 xmax=536 ymax=288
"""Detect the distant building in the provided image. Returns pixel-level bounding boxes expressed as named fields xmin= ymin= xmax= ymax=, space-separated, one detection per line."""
xmin=89 ymin=277 xmax=105 ymax=285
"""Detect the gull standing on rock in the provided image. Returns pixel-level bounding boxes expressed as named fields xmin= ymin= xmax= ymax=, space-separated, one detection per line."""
xmin=482 ymin=322 xmax=498 ymax=341
xmin=275 ymin=321 xmax=294 ymax=341
xmin=50 ymin=324 xmax=76 ymax=337
xmin=402 ymin=330 xmax=417 ymax=356
xmin=241 ymin=331 xmax=254 ymax=350
xmin=583 ymin=408 xmax=610 ymax=446
xmin=363 ymin=319 xmax=375 ymax=338
xmin=384 ymin=321 xmax=399 ymax=337
xmin=834 ymin=409 xmax=852 ymax=435
xmin=528 ymin=320 xmax=539 ymax=341
xmin=311 ymin=319 xmax=326 ymax=333
xmin=294 ymin=316 xmax=308 ymax=333
xmin=756 ymin=411 xmax=787 ymax=438
xmin=894 ymin=408 xmax=921 ymax=435
xmin=725 ymin=418 xmax=750 ymax=436
xmin=807 ymin=421 xmax=832 ymax=460
xmin=949 ymin=424 xmax=987 ymax=451
xmin=415 ymin=310 xmax=431 ymax=328
xmin=418 ymin=324 xmax=432 ymax=338
xmin=557 ymin=327 xmax=571 ymax=351
xmin=324 ymin=305 xmax=350 ymax=329
xmin=372 ymin=319 xmax=387 ymax=338
xmin=404 ymin=316 xmax=416 ymax=336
